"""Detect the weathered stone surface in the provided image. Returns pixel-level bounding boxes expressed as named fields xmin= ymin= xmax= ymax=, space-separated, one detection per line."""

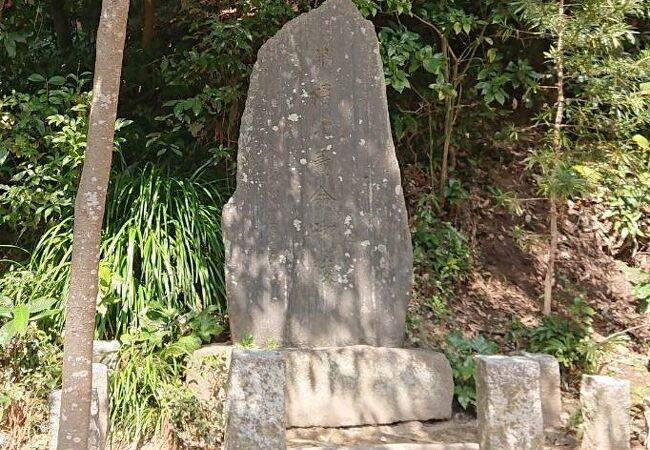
xmin=186 ymin=343 xmax=233 ymax=403
xmin=224 ymin=349 xmax=286 ymax=450
xmin=49 ymin=389 xmax=101 ymax=450
xmin=92 ymin=340 xmax=120 ymax=369
xmin=223 ymin=0 xmax=412 ymax=348
xmin=284 ymin=346 xmax=453 ymax=427
xmin=580 ymin=375 xmax=631 ymax=450
xmin=474 ymin=355 xmax=544 ymax=450
xmin=521 ymin=352 xmax=563 ymax=429
xmin=295 ymin=445 xmax=479 ymax=450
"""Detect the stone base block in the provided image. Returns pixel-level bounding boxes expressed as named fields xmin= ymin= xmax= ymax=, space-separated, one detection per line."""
xmin=521 ymin=352 xmax=562 ymax=429
xmin=285 ymin=346 xmax=453 ymax=427
xmin=580 ymin=375 xmax=630 ymax=450
xmin=475 ymin=355 xmax=544 ymax=450
xmin=92 ymin=363 xmax=109 ymax=444
xmin=186 ymin=343 xmax=233 ymax=403
xmin=224 ymin=349 xmax=286 ymax=450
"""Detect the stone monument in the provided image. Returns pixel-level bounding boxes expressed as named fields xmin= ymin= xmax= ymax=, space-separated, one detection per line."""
xmin=220 ymin=1 xmax=458 ymax=447
xmin=222 ymin=0 xmax=412 ymax=348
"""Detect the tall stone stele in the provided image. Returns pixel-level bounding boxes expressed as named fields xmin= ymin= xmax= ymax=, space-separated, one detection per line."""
xmin=223 ymin=0 xmax=412 ymax=347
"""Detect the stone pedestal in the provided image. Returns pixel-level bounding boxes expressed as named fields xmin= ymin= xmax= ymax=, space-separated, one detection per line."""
xmin=92 ymin=363 xmax=109 ymax=444
xmin=224 ymin=349 xmax=286 ymax=450
xmin=285 ymin=346 xmax=453 ymax=427
xmin=474 ymin=355 xmax=544 ymax=450
xmin=521 ymin=352 xmax=562 ymax=429
xmin=580 ymin=375 xmax=630 ymax=450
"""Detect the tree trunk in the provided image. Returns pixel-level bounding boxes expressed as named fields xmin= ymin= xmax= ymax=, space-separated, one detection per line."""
xmin=142 ymin=0 xmax=155 ymax=49
xmin=543 ymin=198 xmax=558 ymax=315
xmin=543 ymin=0 xmax=565 ymax=316
xmin=439 ymin=96 xmax=453 ymax=209
xmin=56 ymin=0 xmax=129 ymax=448
xmin=438 ymin=37 xmax=452 ymax=207
xmin=50 ymin=0 xmax=73 ymax=52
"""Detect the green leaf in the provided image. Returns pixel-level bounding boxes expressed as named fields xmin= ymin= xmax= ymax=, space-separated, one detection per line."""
xmin=12 ymin=305 xmax=29 ymax=333
xmin=0 ymin=321 xmax=17 ymax=347
xmin=48 ymin=76 xmax=66 ymax=86
xmin=422 ymin=56 xmax=442 ymax=75
xmin=163 ymin=335 xmax=201 ymax=357
xmin=4 ymin=38 xmax=16 ymax=58
xmin=27 ymin=297 xmax=57 ymax=314
xmin=632 ymin=134 xmax=649 ymax=150
xmin=28 ymin=73 xmax=46 ymax=83
xmin=494 ymin=90 xmax=506 ymax=105
xmin=191 ymin=98 xmax=202 ymax=116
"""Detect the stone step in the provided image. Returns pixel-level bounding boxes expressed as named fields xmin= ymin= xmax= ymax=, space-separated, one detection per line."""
xmin=293 ymin=444 xmax=479 ymax=450
xmin=286 ymin=417 xmax=479 ymax=450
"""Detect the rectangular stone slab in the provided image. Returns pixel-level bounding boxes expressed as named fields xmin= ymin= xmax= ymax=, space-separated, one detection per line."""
xmin=222 ymin=0 xmax=412 ymax=348
xmin=284 ymin=346 xmax=453 ymax=427
xmin=224 ymin=349 xmax=286 ymax=450
xmin=521 ymin=352 xmax=562 ymax=429
xmin=186 ymin=343 xmax=233 ymax=404
xmin=49 ymin=389 xmax=101 ymax=450
xmin=474 ymin=356 xmax=544 ymax=450
xmin=580 ymin=375 xmax=631 ymax=450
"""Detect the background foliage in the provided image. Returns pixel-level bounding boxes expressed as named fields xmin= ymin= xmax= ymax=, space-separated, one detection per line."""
xmin=1 ymin=0 xmax=648 ymax=445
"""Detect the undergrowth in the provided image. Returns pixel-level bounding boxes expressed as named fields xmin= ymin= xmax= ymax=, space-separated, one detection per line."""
xmin=110 ymin=302 xmax=223 ymax=443
xmin=0 ymin=164 xmax=227 ymax=339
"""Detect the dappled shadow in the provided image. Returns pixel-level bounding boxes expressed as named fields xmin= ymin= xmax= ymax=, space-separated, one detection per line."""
xmin=222 ymin=0 xmax=412 ymax=349
xmin=282 ymin=346 xmax=452 ymax=428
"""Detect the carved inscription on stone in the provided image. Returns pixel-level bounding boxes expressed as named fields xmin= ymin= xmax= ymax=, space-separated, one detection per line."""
xmin=222 ymin=0 xmax=413 ymax=347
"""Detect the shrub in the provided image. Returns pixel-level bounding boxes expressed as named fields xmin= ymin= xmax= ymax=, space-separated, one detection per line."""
xmin=0 ymin=325 xmax=62 ymax=448
xmin=110 ymin=301 xmax=223 ymax=441
xmin=412 ymin=193 xmax=470 ymax=320
xmin=527 ymin=298 xmax=603 ymax=373
xmin=0 ymin=73 xmax=130 ymax=237
xmin=0 ymin=164 xmax=228 ymax=339
xmin=98 ymin=164 xmax=228 ymax=338
xmin=442 ymin=331 xmax=498 ymax=409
